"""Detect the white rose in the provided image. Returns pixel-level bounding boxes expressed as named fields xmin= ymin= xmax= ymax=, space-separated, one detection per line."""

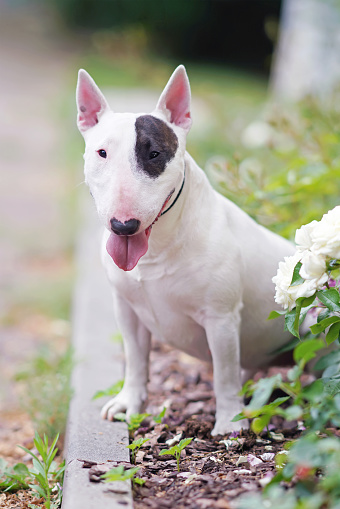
xmin=295 ymin=221 xmax=318 ymax=252
xmin=299 ymin=250 xmax=327 ymax=282
xmin=311 ymin=206 xmax=340 ymax=259
xmin=273 ymin=251 xmax=327 ymax=310
xmin=272 ymin=252 xmax=302 ymax=310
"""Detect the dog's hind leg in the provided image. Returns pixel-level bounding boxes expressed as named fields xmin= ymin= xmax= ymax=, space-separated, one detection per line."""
xmin=101 ymin=295 xmax=151 ymax=421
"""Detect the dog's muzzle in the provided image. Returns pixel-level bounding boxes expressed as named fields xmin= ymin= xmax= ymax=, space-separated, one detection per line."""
xmin=110 ymin=217 xmax=140 ymax=236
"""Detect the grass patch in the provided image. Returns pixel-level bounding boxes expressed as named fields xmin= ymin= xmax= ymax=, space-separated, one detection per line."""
xmin=15 ymin=346 xmax=73 ymax=441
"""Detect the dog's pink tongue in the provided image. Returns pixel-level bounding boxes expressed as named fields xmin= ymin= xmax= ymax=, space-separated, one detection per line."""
xmin=106 ymin=230 xmax=150 ymax=271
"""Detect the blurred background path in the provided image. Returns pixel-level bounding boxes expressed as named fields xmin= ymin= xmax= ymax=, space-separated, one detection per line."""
xmin=0 ymin=3 xmax=79 ymax=456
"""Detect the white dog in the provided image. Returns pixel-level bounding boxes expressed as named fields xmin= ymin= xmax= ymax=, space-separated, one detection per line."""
xmin=76 ymin=65 xmax=294 ymax=435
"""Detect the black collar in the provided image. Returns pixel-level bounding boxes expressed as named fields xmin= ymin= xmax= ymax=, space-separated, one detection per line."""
xmin=160 ymin=169 xmax=186 ymax=217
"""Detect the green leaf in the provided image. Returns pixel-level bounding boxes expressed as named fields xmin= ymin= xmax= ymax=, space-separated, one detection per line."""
xmin=133 ymin=477 xmax=145 ymax=486
xmin=317 ymin=288 xmax=340 ymax=312
xmin=284 ymin=405 xmax=303 ymax=421
xmin=128 ymin=413 xmax=151 ymax=431
xmin=231 ymin=412 xmax=246 ymax=422
xmin=317 ymin=308 xmax=330 ymax=323
xmin=251 ymin=414 xmax=271 ymax=434
xmin=127 ymin=438 xmax=149 ymax=451
xmin=270 ymin=337 xmax=300 ymax=355
xmin=301 ymin=294 xmax=317 ymax=308
xmin=287 ymin=365 xmax=302 ymax=382
xmin=17 ymin=445 xmax=40 ymax=464
xmin=92 ymin=379 xmax=124 ymax=400
xmin=310 ymin=315 xmax=340 ymax=335
xmin=12 ymin=463 xmax=30 ymax=478
xmin=154 ymin=406 xmax=166 ymax=424
xmin=29 ymin=484 xmax=46 ymax=499
xmin=293 ymin=338 xmax=325 ymax=364
xmin=290 ymin=262 xmax=304 ymax=286
xmin=322 ymin=377 xmax=340 ymax=396
xmin=178 ymin=438 xmax=193 ymax=451
xmin=32 ymin=459 xmax=45 ymax=480
xmin=325 ymin=321 xmax=340 ymax=345
xmin=314 ymin=349 xmax=340 ymax=371
xmin=301 ymin=379 xmax=323 ymax=402
xmin=284 ymin=308 xmax=300 ymax=338
xmin=159 ymin=446 xmax=177 ymax=456
xmin=268 ymin=309 xmax=287 ymax=320
xmin=102 ymin=465 xmax=140 ymax=482
xmin=248 ymin=375 xmax=282 ymax=410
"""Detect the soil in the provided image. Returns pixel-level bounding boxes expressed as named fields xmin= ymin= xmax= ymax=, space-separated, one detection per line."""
xmin=82 ymin=342 xmax=302 ymax=509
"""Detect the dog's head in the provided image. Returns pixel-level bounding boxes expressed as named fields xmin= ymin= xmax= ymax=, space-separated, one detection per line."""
xmin=76 ymin=65 xmax=192 ymax=271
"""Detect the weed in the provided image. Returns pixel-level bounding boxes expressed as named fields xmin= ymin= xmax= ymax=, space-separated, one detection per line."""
xmin=153 ymin=406 xmax=166 ymax=425
xmin=159 ymin=438 xmax=193 ymax=472
xmin=16 ymin=346 xmax=73 ymax=440
xmin=92 ymin=379 xmax=124 ymax=400
xmin=127 ymin=437 xmax=150 ymax=464
xmin=0 ymin=459 xmax=31 ymax=492
xmin=18 ymin=431 xmax=65 ymax=509
xmin=114 ymin=412 xmax=151 ymax=436
xmin=0 ymin=431 xmax=64 ymax=509
xmin=102 ymin=464 xmax=143 ymax=485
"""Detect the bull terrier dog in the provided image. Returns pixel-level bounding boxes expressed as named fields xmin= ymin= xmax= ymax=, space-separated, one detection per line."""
xmin=76 ymin=65 xmax=294 ymax=435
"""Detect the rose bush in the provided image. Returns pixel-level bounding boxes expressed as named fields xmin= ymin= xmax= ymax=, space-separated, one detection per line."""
xmin=273 ymin=206 xmax=340 ymax=313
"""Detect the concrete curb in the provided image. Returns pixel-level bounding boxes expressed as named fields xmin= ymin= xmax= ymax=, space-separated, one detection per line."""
xmin=62 ymin=192 xmax=133 ymax=508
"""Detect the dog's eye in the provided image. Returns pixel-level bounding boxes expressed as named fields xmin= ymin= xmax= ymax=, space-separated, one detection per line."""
xmin=97 ymin=149 xmax=107 ymax=159
xmin=149 ymin=151 xmax=160 ymax=160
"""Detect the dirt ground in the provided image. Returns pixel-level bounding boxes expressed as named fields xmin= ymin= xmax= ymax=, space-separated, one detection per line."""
xmin=81 ymin=342 xmax=302 ymax=509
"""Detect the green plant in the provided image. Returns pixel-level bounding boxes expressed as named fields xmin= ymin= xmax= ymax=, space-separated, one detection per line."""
xmin=208 ymin=95 xmax=340 ymax=241
xmin=0 ymin=458 xmax=31 ymax=492
xmin=153 ymin=406 xmax=166 ymax=424
xmin=234 ymin=208 xmax=340 ymax=508
xmin=101 ymin=464 xmax=142 ymax=485
xmin=159 ymin=438 xmax=193 ymax=472
xmin=18 ymin=431 xmax=65 ymax=509
xmin=92 ymin=379 xmax=124 ymax=400
xmin=236 ymin=433 xmax=340 ymax=509
xmin=0 ymin=432 xmax=65 ymax=508
xmin=114 ymin=412 xmax=151 ymax=435
xmin=16 ymin=346 xmax=73 ymax=440
xmin=127 ymin=437 xmax=150 ymax=464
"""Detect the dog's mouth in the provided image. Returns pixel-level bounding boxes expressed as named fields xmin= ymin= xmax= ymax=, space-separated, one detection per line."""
xmin=106 ymin=189 xmax=175 ymax=271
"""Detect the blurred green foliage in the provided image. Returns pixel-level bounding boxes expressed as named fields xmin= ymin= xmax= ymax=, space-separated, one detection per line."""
xmin=16 ymin=346 xmax=73 ymax=440
xmin=206 ymin=94 xmax=340 ymax=240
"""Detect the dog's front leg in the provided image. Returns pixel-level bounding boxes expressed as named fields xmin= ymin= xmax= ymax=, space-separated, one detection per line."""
xmin=205 ymin=308 xmax=249 ymax=436
xmin=101 ymin=295 xmax=151 ymax=421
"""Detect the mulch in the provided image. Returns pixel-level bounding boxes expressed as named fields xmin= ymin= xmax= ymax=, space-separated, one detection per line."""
xmin=84 ymin=342 xmax=302 ymax=509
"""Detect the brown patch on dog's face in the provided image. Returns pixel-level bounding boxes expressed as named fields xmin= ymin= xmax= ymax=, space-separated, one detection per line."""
xmin=135 ymin=115 xmax=178 ymax=178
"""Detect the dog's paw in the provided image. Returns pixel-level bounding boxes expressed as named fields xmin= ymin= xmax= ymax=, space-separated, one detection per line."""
xmin=101 ymin=388 xmax=147 ymax=421
xmin=211 ymin=417 xmax=249 ymax=436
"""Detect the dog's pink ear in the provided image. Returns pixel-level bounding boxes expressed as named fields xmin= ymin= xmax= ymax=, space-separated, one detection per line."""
xmin=156 ymin=65 xmax=192 ymax=131
xmin=76 ymin=70 xmax=110 ymax=133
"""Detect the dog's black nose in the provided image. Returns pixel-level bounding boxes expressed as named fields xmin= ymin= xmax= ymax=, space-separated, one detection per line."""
xmin=110 ymin=217 xmax=141 ymax=236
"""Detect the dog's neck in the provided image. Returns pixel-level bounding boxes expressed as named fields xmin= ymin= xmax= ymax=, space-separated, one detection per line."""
xmin=138 ymin=153 xmax=212 ymax=266
xmin=160 ymin=167 xmax=186 ymax=218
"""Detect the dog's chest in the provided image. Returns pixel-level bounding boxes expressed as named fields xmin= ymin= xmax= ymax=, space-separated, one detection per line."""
xmin=114 ymin=268 xmax=211 ymax=360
